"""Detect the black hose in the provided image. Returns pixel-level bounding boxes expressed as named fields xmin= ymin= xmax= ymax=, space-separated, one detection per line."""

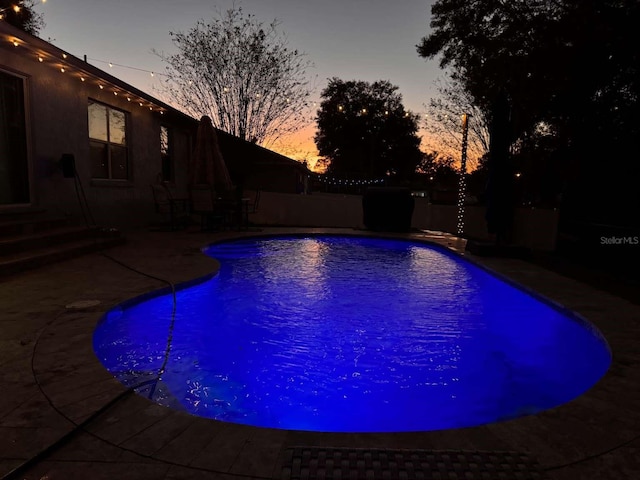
xmin=1 ymin=252 xmax=271 ymax=480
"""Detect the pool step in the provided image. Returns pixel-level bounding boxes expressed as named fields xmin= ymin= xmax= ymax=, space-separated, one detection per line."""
xmin=0 ymin=212 xmax=125 ymax=278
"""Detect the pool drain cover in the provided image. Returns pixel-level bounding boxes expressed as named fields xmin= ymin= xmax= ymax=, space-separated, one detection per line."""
xmin=281 ymin=447 xmax=549 ymax=480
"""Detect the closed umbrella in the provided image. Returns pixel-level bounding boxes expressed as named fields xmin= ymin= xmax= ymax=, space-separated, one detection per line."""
xmin=190 ymin=115 xmax=233 ymax=192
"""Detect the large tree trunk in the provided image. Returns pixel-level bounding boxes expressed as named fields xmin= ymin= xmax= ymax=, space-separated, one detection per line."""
xmin=485 ymin=88 xmax=514 ymax=245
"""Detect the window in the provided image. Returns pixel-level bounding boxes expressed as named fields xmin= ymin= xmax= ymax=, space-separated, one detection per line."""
xmin=88 ymin=100 xmax=128 ymax=179
xmin=0 ymin=70 xmax=30 ymax=204
xmin=160 ymin=125 xmax=173 ymax=182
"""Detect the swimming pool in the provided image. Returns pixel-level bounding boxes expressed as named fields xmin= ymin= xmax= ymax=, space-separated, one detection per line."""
xmin=93 ymin=235 xmax=611 ymax=432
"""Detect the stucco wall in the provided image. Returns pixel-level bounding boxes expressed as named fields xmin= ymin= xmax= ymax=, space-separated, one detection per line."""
xmin=1 ymin=45 xmax=193 ymax=228
xmin=412 ymin=200 xmax=559 ymax=250
xmin=251 ymin=192 xmax=365 ymax=228
xmin=252 ymin=192 xmax=559 ymax=250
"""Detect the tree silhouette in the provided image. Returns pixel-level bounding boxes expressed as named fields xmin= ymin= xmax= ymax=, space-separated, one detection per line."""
xmin=418 ymin=152 xmax=459 ymax=189
xmin=424 ymin=74 xmax=489 ymax=171
xmin=154 ymin=6 xmax=314 ymax=147
xmin=418 ymin=0 xmax=640 ymax=230
xmin=0 ymin=0 xmax=44 ymax=35
xmin=315 ymin=78 xmax=422 ymax=182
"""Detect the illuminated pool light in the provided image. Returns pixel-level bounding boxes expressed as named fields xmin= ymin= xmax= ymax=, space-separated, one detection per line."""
xmin=94 ymin=236 xmax=611 ymax=432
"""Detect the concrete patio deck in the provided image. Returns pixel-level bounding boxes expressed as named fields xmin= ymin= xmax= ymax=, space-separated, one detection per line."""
xmin=1 ymin=228 xmax=638 ymax=480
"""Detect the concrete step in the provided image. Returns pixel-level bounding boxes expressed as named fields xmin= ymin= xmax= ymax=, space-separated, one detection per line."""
xmin=0 ymin=225 xmax=100 ymax=256
xmin=0 ymin=234 xmax=126 ymax=278
xmin=0 ymin=216 xmax=69 ymax=237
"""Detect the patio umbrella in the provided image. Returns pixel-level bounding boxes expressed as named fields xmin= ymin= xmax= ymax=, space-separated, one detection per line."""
xmin=190 ymin=115 xmax=233 ymax=192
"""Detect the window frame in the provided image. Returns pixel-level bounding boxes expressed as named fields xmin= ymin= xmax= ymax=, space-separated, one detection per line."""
xmin=160 ymin=124 xmax=174 ymax=183
xmin=0 ymin=67 xmax=32 ymax=205
xmin=88 ymin=99 xmax=129 ymax=181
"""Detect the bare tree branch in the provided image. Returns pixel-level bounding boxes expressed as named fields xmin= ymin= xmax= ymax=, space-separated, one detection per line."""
xmin=153 ymin=6 xmax=314 ymax=147
xmin=423 ymin=73 xmax=490 ymax=171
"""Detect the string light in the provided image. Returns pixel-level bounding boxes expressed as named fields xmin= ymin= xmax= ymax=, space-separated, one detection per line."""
xmin=86 ymin=57 xmax=169 ymax=79
xmin=11 ymin=36 xmax=167 ymax=116
xmin=14 ymin=39 xmax=429 ymax=121
xmin=456 ymin=113 xmax=470 ymax=236
xmin=314 ymin=175 xmax=385 ymax=186
xmin=0 ymin=0 xmax=46 ymax=16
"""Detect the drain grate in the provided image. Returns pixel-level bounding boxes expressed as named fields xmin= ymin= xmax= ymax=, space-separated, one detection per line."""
xmin=281 ymin=447 xmax=550 ymax=480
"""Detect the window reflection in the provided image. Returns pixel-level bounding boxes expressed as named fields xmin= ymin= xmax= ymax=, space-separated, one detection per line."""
xmin=88 ymin=100 xmax=128 ymax=180
xmin=160 ymin=125 xmax=172 ymax=182
xmin=88 ymin=102 xmax=108 ymax=142
xmin=109 ymin=109 xmax=126 ymax=145
xmin=160 ymin=126 xmax=169 ymax=155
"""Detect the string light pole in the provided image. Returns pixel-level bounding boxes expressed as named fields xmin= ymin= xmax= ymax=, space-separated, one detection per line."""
xmin=456 ymin=113 xmax=470 ymax=236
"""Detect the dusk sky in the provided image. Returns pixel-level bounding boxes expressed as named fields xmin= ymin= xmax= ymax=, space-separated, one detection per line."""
xmin=39 ymin=0 xmax=442 ymax=165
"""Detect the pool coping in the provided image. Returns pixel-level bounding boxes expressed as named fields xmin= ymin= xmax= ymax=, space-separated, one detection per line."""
xmin=2 ymin=227 xmax=639 ymax=479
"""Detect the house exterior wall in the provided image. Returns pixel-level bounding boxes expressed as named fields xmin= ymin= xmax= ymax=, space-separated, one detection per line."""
xmin=1 ymin=22 xmax=311 ymax=228
xmin=1 ymin=33 xmax=193 ymax=228
xmin=215 ymin=129 xmax=309 ymax=194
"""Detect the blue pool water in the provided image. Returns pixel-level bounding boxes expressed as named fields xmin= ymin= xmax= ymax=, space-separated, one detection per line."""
xmin=94 ymin=236 xmax=611 ymax=432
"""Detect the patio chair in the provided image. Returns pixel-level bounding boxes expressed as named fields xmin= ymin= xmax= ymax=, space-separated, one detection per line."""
xmin=150 ymin=183 xmax=189 ymax=230
xmin=189 ymin=185 xmax=225 ymax=231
